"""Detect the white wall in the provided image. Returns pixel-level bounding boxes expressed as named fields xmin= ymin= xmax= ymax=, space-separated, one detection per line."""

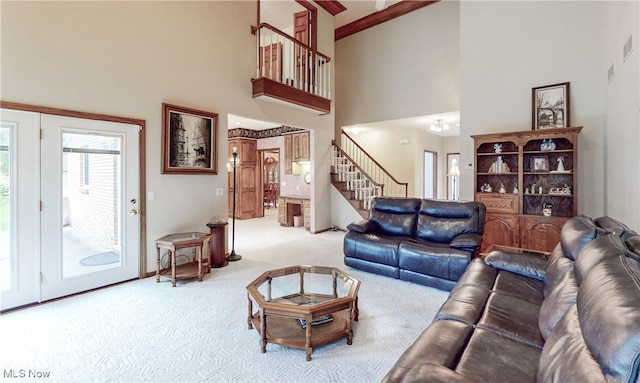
xmin=460 ymin=1 xmax=607 ymax=218
xmin=603 ymin=1 xmax=640 ymax=229
xmin=1 ymin=1 xmax=336 ymax=273
xmin=335 ymin=1 xmax=460 ymax=135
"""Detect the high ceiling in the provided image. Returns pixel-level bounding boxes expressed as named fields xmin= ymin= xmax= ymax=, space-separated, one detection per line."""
xmin=231 ymin=0 xmax=457 ymax=137
xmin=334 ymin=0 xmax=404 ymax=29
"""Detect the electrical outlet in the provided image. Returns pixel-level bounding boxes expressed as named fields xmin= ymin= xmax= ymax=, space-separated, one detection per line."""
xmin=216 ymin=188 xmax=224 ymax=196
xmin=466 ymin=162 xmax=474 ymax=170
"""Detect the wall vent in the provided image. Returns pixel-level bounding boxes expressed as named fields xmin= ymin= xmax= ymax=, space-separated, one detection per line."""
xmin=623 ymin=34 xmax=633 ymax=62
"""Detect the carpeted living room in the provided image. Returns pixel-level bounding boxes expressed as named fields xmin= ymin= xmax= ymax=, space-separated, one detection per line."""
xmin=0 ymin=213 xmax=449 ymax=382
xmin=1 ymin=0 xmax=639 ymax=382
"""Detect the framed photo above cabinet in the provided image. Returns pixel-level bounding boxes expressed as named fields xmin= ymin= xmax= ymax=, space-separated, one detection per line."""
xmin=472 ymin=126 xmax=582 ymax=253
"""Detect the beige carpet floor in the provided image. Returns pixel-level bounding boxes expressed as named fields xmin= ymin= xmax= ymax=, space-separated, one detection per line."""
xmin=0 ymin=211 xmax=448 ymax=382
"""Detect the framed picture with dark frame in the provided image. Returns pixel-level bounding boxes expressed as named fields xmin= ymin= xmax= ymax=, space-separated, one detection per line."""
xmin=162 ymin=103 xmax=218 ymax=174
xmin=532 ymin=82 xmax=570 ymax=130
xmin=531 ymin=156 xmax=549 ymax=172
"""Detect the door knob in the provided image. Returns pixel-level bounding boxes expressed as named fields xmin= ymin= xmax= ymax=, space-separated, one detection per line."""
xmin=130 ymin=209 xmax=138 ymax=216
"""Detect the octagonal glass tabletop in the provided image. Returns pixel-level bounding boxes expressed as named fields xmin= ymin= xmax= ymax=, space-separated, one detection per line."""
xmin=248 ymin=265 xmax=359 ymax=307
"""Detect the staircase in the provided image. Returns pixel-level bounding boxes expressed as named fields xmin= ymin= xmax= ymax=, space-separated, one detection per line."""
xmin=331 ymin=132 xmax=409 ymax=218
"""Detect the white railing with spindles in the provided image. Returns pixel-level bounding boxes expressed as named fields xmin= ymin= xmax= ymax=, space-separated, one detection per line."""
xmin=338 ymin=131 xmax=409 ymax=198
xmin=254 ymin=23 xmax=331 ymax=100
xmin=332 ymin=145 xmax=382 ymax=210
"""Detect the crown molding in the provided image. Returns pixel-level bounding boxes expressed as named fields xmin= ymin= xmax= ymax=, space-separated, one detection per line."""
xmin=335 ymin=0 xmax=439 ymax=41
xmin=314 ymin=0 xmax=347 ymax=16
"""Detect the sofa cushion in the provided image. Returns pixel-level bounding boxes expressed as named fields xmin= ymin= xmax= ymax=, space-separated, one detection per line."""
xmin=399 ymin=240 xmax=471 ymax=281
xmin=343 ymin=232 xmax=402 ymax=267
xmin=560 ymin=215 xmax=605 ymax=261
xmin=543 ymin=244 xmax=573 ymax=298
xmin=369 ymin=197 xmax=421 ymax=237
xmin=574 ymin=234 xmax=630 ymax=284
xmin=451 ymin=258 xmax=498 ymax=293
xmin=477 ymin=292 xmax=544 ymax=349
xmin=456 ymin=328 xmax=540 ymax=383
xmin=381 ymin=319 xmax=474 ymax=383
xmin=415 ymin=200 xmax=485 ymax=243
xmin=346 ymin=219 xmax=378 ymax=234
xmin=484 ymin=248 xmax=547 ymax=281
xmin=492 ymin=271 xmax=544 ymax=306
xmin=401 ymin=363 xmax=475 ymax=383
xmin=578 ymin=256 xmax=640 ymax=383
xmin=594 ymin=215 xmax=638 ymax=240
xmin=537 ymin=305 xmax=607 ymax=383
xmin=627 ymin=235 xmax=640 ymax=256
xmin=434 ymin=285 xmax=491 ymax=325
xmin=538 ymin=266 xmax=578 ymax=340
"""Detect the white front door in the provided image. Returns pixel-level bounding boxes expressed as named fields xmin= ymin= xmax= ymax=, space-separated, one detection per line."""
xmin=0 ymin=110 xmax=141 ymax=310
xmin=0 ymin=110 xmax=41 ymax=310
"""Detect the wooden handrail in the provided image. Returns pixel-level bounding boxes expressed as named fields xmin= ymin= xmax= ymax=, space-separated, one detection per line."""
xmin=332 ymin=140 xmax=385 ymax=190
xmin=254 ymin=23 xmax=331 ymax=62
xmin=341 ymin=130 xmax=409 ymax=190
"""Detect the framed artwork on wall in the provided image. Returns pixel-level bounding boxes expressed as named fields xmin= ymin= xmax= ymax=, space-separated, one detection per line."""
xmin=532 ymin=82 xmax=570 ymax=130
xmin=162 ymin=103 xmax=218 ymax=174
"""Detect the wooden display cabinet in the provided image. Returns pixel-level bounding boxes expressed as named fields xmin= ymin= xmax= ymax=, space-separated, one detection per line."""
xmin=472 ymin=127 xmax=582 ymax=253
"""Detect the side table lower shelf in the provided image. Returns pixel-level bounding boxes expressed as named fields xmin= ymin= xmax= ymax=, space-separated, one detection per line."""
xmin=157 ymin=261 xmax=207 ymax=284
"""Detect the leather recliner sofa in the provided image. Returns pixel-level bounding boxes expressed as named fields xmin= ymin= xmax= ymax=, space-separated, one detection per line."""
xmin=382 ymin=214 xmax=640 ymax=383
xmin=343 ymin=197 xmax=486 ymax=291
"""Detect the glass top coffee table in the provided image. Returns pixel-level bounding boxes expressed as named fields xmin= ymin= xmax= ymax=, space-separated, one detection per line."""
xmin=246 ymin=265 xmax=360 ymax=361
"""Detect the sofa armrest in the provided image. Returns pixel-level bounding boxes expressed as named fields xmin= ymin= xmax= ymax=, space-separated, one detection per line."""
xmin=450 ymin=233 xmax=483 ymax=251
xmin=401 ymin=363 xmax=475 ymax=383
xmin=347 ymin=219 xmax=378 ymax=234
xmin=483 ymin=248 xmax=547 ymax=281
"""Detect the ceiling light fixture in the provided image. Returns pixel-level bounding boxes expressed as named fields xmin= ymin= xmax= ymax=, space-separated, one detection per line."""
xmin=430 ymin=119 xmax=450 ymax=132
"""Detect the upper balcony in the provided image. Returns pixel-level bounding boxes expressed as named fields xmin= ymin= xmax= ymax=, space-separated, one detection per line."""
xmin=252 ymin=23 xmax=331 ymax=115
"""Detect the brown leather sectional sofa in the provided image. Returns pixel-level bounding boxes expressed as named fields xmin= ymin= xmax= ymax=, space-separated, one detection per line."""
xmin=382 ymin=215 xmax=640 ymax=383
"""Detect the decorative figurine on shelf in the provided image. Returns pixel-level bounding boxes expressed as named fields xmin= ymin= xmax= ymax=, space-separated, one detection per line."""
xmin=556 ymin=157 xmax=566 ymax=172
xmin=542 ymin=202 xmax=553 ymax=217
xmin=488 ymin=156 xmax=511 ymax=173
xmin=541 ymin=139 xmax=556 ymax=151
xmin=525 ymin=187 xmax=530 ymax=194
xmin=494 ymin=143 xmax=503 ymax=153
xmin=498 ymin=183 xmax=506 ymax=193
xmin=539 ymin=186 xmax=543 ymax=194
xmin=513 ymin=184 xmax=519 ymax=194
xmin=549 ymin=184 xmax=572 ymax=195
xmin=480 ymin=183 xmax=493 ymax=193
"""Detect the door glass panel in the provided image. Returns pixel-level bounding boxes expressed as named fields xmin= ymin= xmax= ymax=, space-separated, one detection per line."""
xmin=62 ymin=131 xmax=122 ymax=278
xmin=0 ymin=124 xmax=12 ymax=291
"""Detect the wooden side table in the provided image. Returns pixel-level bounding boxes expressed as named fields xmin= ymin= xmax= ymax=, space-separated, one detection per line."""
xmin=155 ymin=232 xmax=213 ymax=287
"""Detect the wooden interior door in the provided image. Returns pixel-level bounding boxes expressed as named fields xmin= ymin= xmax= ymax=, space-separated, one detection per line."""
xmin=294 ymin=10 xmax=310 ymax=89
xmin=259 ymin=43 xmax=282 ymax=81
